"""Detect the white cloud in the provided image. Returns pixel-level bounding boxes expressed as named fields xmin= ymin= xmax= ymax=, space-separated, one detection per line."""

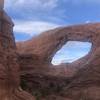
xmin=65 ymin=41 xmax=92 ymax=48
xmin=5 ymin=0 xmax=100 ymax=10
xmin=85 ymin=20 xmax=91 ymax=23
xmin=14 ymin=20 xmax=60 ymax=36
xmin=5 ymin=0 xmax=58 ymax=11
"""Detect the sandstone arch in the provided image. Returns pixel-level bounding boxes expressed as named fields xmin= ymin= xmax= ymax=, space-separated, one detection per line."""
xmin=1 ymin=0 xmax=100 ymax=99
xmin=17 ymin=23 xmax=100 ymax=74
xmin=17 ymin=23 xmax=100 ymax=64
xmin=17 ymin=23 xmax=100 ymax=100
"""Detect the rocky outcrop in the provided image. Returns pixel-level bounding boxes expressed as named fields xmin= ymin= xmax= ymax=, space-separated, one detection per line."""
xmin=17 ymin=23 xmax=100 ymax=61
xmin=1 ymin=0 xmax=100 ymax=99
xmin=17 ymin=23 xmax=98 ymax=79
xmin=0 ymin=0 xmax=35 ymax=100
xmin=17 ymin=23 xmax=100 ymax=100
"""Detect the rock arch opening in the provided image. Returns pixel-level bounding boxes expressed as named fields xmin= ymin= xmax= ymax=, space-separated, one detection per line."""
xmin=52 ymin=41 xmax=92 ymax=65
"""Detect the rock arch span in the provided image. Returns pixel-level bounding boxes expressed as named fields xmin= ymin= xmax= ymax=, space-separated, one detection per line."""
xmin=17 ymin=23 xmax=100 ymax=68
xmin=17 ymin=23 xmax=100 ymax=100
xmin=1 ymin=0 xmax=100 ymax=99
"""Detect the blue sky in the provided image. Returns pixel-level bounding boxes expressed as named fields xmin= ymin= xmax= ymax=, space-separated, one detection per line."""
xmin=52 ymin=41 xmax=91 ymax=65
xmin=4 ymin=0 xmax=98 ymax=64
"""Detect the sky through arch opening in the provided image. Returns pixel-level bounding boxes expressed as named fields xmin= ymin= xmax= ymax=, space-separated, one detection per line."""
xmin=52 ymin=41 xmax=92 ymax=65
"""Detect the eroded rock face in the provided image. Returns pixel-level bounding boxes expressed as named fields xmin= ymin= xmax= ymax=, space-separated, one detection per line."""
xmin=17 ymin=23 xmax=100 ymax=79
xmin=1 ymin=0 xmax=100 ymax=99
xmin=0 ymin=1 xmax=35 ymax=100
xmin=17 ymin=23 xmax=100 ymax=99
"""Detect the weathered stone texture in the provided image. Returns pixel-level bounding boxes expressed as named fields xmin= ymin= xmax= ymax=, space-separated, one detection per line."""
xmin=0 ymin=1 xmax=35 ymax=100
xmin=1 ymin=0 xmax=100 ymax=100
xmin=17 ymin=23 xmax=100 ymax=100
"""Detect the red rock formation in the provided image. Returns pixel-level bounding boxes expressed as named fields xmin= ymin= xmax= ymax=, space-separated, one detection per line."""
xmin=17 ymin=23 xmax=100 ymax=100
xmin=17 ymin=23 xmax=99 ymax=78
xmin=1 ymin=0 xmax=100 ymax=99
xmin=0 ymin=0 xmax=35 ymax=100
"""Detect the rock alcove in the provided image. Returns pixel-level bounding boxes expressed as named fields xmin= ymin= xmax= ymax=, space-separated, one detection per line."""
xmin=52 ymin=41 xmax=92 ymax=65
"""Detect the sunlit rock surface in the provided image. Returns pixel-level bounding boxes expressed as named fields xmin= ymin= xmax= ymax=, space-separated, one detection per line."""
xmin=1 ymin=0 xmax=100 ymax=99
xmin=17 ymin=22 xmax=100 ymax=99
